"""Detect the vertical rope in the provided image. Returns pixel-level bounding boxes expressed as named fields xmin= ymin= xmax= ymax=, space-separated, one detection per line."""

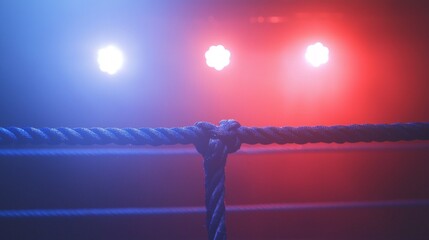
xmin=201 ymin=137 xmax=228 ymax=240
xmin=195 ymin=120 xmax=241 ymax=240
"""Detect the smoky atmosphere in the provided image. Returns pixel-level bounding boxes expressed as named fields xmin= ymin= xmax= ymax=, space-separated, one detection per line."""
xmin=0 ymin=1 xmax=428 ymax=239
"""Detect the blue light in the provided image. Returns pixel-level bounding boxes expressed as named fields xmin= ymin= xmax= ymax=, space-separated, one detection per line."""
xmin=97 ymin=45 xmax=124 ymax=75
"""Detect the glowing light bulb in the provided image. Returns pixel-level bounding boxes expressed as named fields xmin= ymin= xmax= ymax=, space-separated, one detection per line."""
xmin=305 ymin=42 xmax=329 ymax=67
xmin=97 ymin=45 xmax=124 ymax=75
xmin=205 ymin=45 xmax=231 ymax=71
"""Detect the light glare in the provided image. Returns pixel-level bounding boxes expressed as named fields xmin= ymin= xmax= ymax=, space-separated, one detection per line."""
xmin=97 ymin=45 xmax=124 ymax=75
xmin=305 ymin=42 xmax=329 ymax=67
xmin=205 ymin=45 xmax=231 ymax=71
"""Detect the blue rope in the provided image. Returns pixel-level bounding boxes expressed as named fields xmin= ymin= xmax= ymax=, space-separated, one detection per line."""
xmin=1 ymin=122 xmax=428 ymax=146
xmin=194 ymin=120 xmax=242 ymax=240
xmin=1 ymin=120 xmax=429 ymax=240
xmin=1 ymin=199 xmax=428 ymax=218
xmin=0 ymin=148 xmax=198 ymax=157
xmin=1 ymin=142 xmax=428 ymax=157
xmin=0 ymin=126 xmax=205 ymax=145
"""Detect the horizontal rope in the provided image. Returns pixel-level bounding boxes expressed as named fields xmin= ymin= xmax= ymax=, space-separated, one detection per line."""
xmin=1 ymin=199 xmax=428 ymax=218
xmin=1 ymin=142 xmax=428 ymax=157
xmin=238 ymin=123 xmax=429 ymax=145
xmin=1 ymin=122 xmax=428 ymax=146
xmin=0 ymin=126 xmax=205 ymax=145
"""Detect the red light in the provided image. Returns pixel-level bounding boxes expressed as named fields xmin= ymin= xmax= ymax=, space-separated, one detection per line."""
xmin=305 ymin=42 xmax=329 ymax=67
xmin=205 ymin=45 xmax=231 ymax=71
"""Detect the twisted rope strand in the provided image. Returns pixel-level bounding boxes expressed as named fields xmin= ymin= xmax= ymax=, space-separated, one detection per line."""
xmin=202 ymin=139 xmax=228 ymax=240
xmin=195 ymin=120 xmax=242 ymax=240
xmin=0 ymin=126 xmax=205 ymax=145
xmin=1 ymin=123 xmax=428 ymax=146
xmin=237 ymin=123 xmax=429 ymax=145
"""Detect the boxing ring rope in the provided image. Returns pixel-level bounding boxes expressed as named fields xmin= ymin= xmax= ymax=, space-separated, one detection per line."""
xmin=1 ymin=120 xmax=429 ymax=240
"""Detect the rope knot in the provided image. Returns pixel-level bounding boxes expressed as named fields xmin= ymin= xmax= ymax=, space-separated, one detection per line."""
xmin=195 ymin=119 xmax=241 ymax=154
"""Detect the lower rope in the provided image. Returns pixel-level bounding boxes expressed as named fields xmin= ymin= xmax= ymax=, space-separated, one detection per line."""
xmin=1 ymin=142 xmax=428 ymax=157
xmin=1 ymin=199 xmax=428 ymax=218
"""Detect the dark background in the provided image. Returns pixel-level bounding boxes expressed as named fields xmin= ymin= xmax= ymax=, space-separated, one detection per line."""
xmin=0 ymin=0 xmax=428 ymax=239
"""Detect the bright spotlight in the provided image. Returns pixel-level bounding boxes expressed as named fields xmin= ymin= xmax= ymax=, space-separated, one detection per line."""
xmin=205 ymin=45 xmax=231 ymax=71
xmin=305 ymin=42 xmax=329 ymax=67
xmin=97 ymin=45 xmax=124 ymax=75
